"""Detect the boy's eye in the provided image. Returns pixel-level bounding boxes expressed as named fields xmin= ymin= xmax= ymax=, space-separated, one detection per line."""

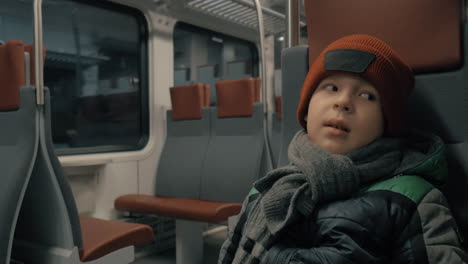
xmin=359 ymin=92 xmax=377 ymax=101
xmin=324 ymin=84 xmax=338 ymax=92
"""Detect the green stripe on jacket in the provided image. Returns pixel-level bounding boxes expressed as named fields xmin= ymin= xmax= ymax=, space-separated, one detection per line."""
xmin=362 ymin=175 xmax=434 ymax=203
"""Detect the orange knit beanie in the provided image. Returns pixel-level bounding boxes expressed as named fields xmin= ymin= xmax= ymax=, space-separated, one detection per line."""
xmin=297 ymin=34 xmax=414 ymax=136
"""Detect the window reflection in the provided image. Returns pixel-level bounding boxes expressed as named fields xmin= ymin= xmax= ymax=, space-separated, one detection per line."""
xmin=0 ymin=0 xmax=149 ymax=153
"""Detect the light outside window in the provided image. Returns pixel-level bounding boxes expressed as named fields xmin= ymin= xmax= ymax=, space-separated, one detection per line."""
xmin=0 ymin=0 xmax=149 ymax=154
xmin=173 ymin=22 xmax=259 ymax=105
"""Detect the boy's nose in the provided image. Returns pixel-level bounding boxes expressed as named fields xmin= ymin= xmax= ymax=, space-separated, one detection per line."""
xmin=334 ymin=103 xmax=351 ymax=112
xmin=333 ymin=95 xmax=353 ymax=112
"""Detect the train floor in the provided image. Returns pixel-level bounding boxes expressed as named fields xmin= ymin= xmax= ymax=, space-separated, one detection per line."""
xmin=132 ymin=226 xmax=226 ymax=264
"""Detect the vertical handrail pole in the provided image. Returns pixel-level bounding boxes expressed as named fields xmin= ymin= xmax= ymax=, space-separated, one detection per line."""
xmin=286 ymin=0 xmax=300 ymax=48
xmin=253 ymin=0 xmax=274 ymax=168
xmin=33 ymin=0 xmax=45 ymax=105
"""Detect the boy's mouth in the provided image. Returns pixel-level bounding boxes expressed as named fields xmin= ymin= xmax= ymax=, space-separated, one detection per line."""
xmin=323 ymin=120 xmax=350 ymax=133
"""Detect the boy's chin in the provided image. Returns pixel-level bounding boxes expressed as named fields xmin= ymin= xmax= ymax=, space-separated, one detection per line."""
xmin=315 ymin=141 xmax=350 ymax=155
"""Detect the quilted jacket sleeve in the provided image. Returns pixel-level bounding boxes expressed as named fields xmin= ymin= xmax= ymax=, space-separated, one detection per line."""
xmin=264 ymin=217 xmax=385 ymax=263
xmin=392 ymin=188 xmax=468 ymax=263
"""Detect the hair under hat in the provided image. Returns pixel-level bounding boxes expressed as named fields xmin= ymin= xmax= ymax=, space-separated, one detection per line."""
xmin=297 ymin=34 xmax=414 ymax=136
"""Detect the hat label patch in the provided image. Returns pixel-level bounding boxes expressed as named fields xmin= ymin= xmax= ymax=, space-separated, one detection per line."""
xmin=324 ymin=49 xmax=376 ymax=73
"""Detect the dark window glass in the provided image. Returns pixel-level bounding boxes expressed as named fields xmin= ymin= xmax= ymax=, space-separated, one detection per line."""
xmin=173 ymin=22 xmax=258 ymax=91
xmin=0 ymin=0 xmax=149 ymax=154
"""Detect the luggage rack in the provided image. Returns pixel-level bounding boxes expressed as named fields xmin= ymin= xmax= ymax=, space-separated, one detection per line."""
xmin=156 ymin=0 xmax=305 ymax=35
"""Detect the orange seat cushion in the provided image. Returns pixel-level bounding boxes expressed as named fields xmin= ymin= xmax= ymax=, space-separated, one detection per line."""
xmin=305 ymin=0 xmax=461 ymax=73
xmin=215 ymin=78 xmax=256 ymax=118
xmin=115 ymin=194 xmax=242 ymax=223
xmin=170 ymin=84 xmax=205 ymax=120
xmin=79 ymin=216 xmax=153 ymax=262
xmin=0 ymin=40 xmax=24 ymax=110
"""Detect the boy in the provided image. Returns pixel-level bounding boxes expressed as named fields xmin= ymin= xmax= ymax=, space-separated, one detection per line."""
xmin=218 ymin=35 xmax=468 ymax=263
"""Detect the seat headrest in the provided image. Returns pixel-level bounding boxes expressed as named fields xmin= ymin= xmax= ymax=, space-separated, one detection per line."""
xmin=215 ymin=78 xmax=257 ymax=118
xmin=0 ymin=40 xmax=25 ymax=111
xmin=170 ymin=83 xmax=210 ymax=120
xmin=305 ymin=0 xmax=462 ymax=73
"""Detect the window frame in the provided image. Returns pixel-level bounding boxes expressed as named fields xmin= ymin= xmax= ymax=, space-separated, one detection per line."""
xmin=49 ymin=0 xmax=150 ymax=156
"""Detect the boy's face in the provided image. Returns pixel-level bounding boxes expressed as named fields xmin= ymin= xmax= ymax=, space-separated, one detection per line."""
xmin=304 ymin=73 xmax=384 ymax=154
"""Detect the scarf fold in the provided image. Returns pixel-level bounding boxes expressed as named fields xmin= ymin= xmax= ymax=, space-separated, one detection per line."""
xmin=256 ymin=130 xmax=402 ymax=235
xmin=221 ymin=130 xmax=403 ymax=264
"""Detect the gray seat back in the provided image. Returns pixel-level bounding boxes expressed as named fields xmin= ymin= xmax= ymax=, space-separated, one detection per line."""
xmin=155 ymin=84 xmax=211 ymax=199
xmin=155 ymin=109 xmax=210 ymax=199
xmin=0 ymin=87 xmax=38 ymax=263
xmin=0 ymin=40 xmax=39 ymax=264
xmin=200 ymin=79 xmax=267 ymax=203
xmin=277 ymin=46 xmax=308 ymax=167
xmin=14 ymin=90 xmax=79 ymax=254
xmin=410 ymin=26 xmax=468 ymax=244
xmin=13 ymin=41 xmax=82 ymax=254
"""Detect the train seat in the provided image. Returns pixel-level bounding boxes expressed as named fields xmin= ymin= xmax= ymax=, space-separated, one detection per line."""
xmin=0 ymin=40 xmax=38 ymax=264
xmin=214 ymin=78 xmax=258 ymax=117
xmin=116 ymin=83 xmax=240 ymax=264
xmin=115 ymin=195 xmax=241 ymax=223
xmin=199 ymin=77 xmax=266 ymax=203
xmin=116 ymin=79 xmax=266 ymax=215
xmin=304 ymin=1 xmax=460 ymax=74
xmin=117 ymin=83 xmax=218 ymax=210
xmin=277 ymin=46 xmax=308 ymax=166
xmin=116 ymin=83 xmax=242 ymax=220
xmin=170 ymin=83 xmax=210 ymax=121
xmin=0 ymin=40 xmax=23 ymax=110
xmin=79 ymin=216 xmax=154 ymax=261
xmin=48 ymin=93 xmax=154 ymax=262
xmin=157 ymin=83 xmax=211 ymax=200
xmin=280 ymin=0 xmax=468 ymax=248
xmin=6 ymin=41 xmax=153 ymax=264
xmin=115 ymin=79 xmax=266 ymax=264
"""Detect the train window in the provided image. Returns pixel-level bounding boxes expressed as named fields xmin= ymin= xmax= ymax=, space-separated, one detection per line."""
xmin=173 ymin=22 xmax=258 ymax=87
xmin=0 ymin=0 xmax=149 ymax=154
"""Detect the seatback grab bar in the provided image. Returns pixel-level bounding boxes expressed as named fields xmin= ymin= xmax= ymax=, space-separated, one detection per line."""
xmin=253 ymin=0 xmax=274 ymax=169
xmin=33 ymin=0 xmax=44 ymax=105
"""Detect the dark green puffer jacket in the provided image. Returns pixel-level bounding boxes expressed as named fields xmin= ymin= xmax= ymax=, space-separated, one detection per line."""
xmin=225 ymin=133 xmax=468 ymax=263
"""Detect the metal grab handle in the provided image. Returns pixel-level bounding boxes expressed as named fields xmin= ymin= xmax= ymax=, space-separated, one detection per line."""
xmin=286 ymin=0 xmax=300 ymax=48
xmin=253 ymin=0 xmax=274 ymax=169
xmin=33 ymin=0 xmax=44 ymax=105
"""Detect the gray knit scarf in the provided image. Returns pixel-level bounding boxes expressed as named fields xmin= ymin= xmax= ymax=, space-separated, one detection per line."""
xmin=220 ymin=130 xmax=403 ymax=264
